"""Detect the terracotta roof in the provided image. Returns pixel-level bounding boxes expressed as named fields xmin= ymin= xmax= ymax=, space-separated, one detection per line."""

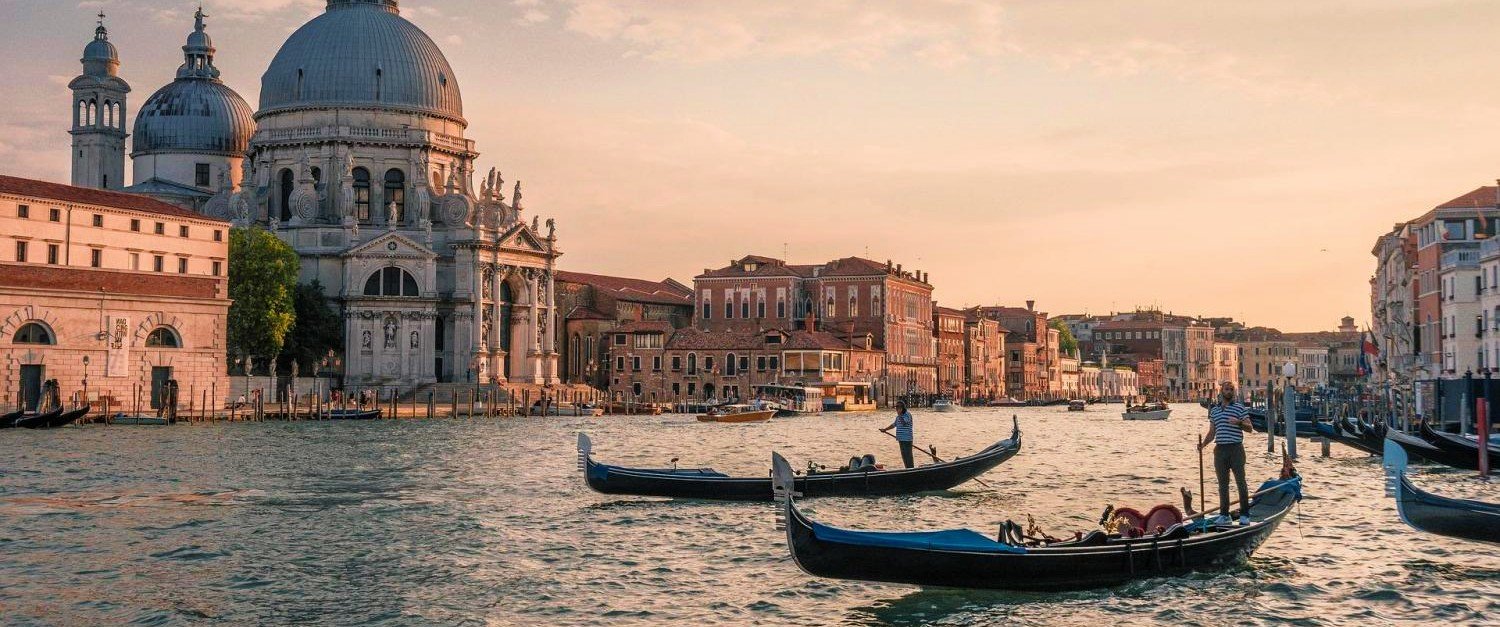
xmin=0 ymin=175 xmax=223 ymax=222
xmin=783 ymin=331 xmax=857 ymax=350
xmin=816 ymin=256 xmax=890 ymax=277
xmin=614 ymin=320 xmax=674 ymax=334
xmin=1437 ymin=187 xmax=1499 ymax=210
xmin=0 ymin=263 xmax=223 ymax=300
xmin=565 ymin=305 xmax=613 ymax=321
xmin=934 ymin=305 xmax=965 ymax=317
xmin=664 ymin=328 xmax=769 ymax=351
xmin=556 ymin=270 xmax=692 ymax=306
xmin=697 ymin=255 xmax=811 ymax=279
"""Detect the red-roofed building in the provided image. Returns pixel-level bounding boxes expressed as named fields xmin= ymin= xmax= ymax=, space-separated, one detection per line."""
xmin=0 ymin=175 xmax=230 ymax=411
xmin=555 ymin=271 xmax=693 ymax=389
xmin=692 ymin=255 xmax=937 ymax=400
xmin=934 ymin=306 xmax=966 ymax=398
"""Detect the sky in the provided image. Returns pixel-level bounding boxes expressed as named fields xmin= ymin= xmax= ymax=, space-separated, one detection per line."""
xmin=3 ymin=0 xmax=1499 ymax=331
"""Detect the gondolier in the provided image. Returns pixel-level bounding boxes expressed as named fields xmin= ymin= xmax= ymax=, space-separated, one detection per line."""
xmin=880 ymin=401 xmax=915 ymax=468
xmin=1200 ymin=382 xmax=1253 ymax=525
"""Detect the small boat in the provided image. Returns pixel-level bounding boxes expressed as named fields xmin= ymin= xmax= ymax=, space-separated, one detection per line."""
xmin=1313 ymin=417 xmax=1383 ymax=456
xmin=111 ymin=415 xmax=170 ymax=426
xmin=12 ymin=408 xmax=63 ymax=429
xmin=932 ymin=398 xmax=958 ymax=413
xmin=325 ymin=409 xmax=382 ymax=420
xmin=818 ymin=382 xmax=878 ymax=412
xmin=772 ymin=451 xmax=1302 ymax=591
xmin=696 ymin=405 xmax=776 ymax=423
xmin=988 ymin=397 xmax=1026 ymax=408
xmin=0 ymin=409 xmax=22 ymax=429
xmin=1067 ymin=400 xmax=1087 ymax=412
xmin=1383 ymin=440 xmax=1499 ymax=545
xmin=1419 ymin=423 xmax=1500 ymax=469
xmin=579 ymin=418 xmax=1022 ymax=501
xmin=42 ymin=407 xmax=88 ymax=428
xmin=1123 ymin=402 xmax=1170 ymax=421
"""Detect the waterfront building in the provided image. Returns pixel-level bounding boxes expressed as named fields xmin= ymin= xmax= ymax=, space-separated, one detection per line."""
xmin=1480 ymin=238 xmax=1500 ymax=373
xmin=1099 ymin=366 xmax=1140 ymax=401
xmin=1213 ymin=341 xmax=1239 ymax=390
xmin=963 ymin=311 xmax=1007 ymax=402
xmin=1058 ymin=356 xmax=1080 ymax=398
xmin=692 ymin=255 xmax=937 ymax=397
xmin=65 ymin=2 xmax=565 ymax=392
xmin=555 ymin=271 xmax=693 ymax=389
xmin=1371 ymin=223 xmax=1417 ymax=402
xmin=979 ymin=303 xmax=1054 ymax=400
xmin=0 ymin=175 xmax=229 ymax=410
xmin=603 ymin=326 xmax=883 ymax=403
xmin=1135 ymin=359 xmax=1164 ymax=398
xmin=1079 ymin=364 xmax=1101 ymax=399
xmin=1437 ymin=245 xmax=1482 ymax=376
xmin=1295 ymin=342 xmax=1331 ymax=390
xmin=934 ymin=306 xmax=966 ymax=399
xmin=1238 ymin=337 xmax=1298 ymax=396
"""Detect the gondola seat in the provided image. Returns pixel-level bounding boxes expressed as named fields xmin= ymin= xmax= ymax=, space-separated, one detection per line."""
xmin=1143 ymin=504 xmax=1185 ymax=534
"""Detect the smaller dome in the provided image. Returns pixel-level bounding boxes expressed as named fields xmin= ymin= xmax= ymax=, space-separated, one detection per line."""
xmin=186 ymin=29 xmax=212 ymax=50
xmin=84 ymin=35 xmax=117 ymax=62
xmin=133 ymin=80 xmax=255 ymax=157
xmin=81 ymin=22 xmax=119 ymax=77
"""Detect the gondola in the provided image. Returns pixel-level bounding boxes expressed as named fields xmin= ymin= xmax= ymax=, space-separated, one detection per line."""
xmin=325 ymin=409 xmax=382 ymax=420
xmin=1385 ymin=429 xmax=1480 ymax=471
xmin=1247 ymin=407 xmax=1317 ymax=436
xmin=772 ymin=451 xmax=1302 ymax=591
xmin=1419 ymin=423 xmax=1500 ymax=469
xmin=38 ymin=407 xmax=88 ymax=428
xmin=578 ymin=417 xmax=1021 ymax=501
xmin=0 ymin=409 xmax=22 ymax=429
xmin=1382 ymin=440 xmax=1499 ymax=545
xmin=1313 ymin=417 xmax=1383 ymax=456
xmin=11 ymin=408 xmax=63 ymax=429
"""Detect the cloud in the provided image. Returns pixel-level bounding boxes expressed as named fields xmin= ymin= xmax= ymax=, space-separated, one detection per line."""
xmin=516 ymin=9 xmax=549 ymax=25
xmin=540 ymin=0 xmax=1009 ymax=68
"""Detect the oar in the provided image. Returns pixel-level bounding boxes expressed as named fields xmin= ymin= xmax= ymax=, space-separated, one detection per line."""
xmin=1196 ymin=439 xmax=1206 ymax=516
xmin=1182 ymin=480 xmax=1293 ymax=523
xmin=880 ymin=430 xmax=995 ymax=490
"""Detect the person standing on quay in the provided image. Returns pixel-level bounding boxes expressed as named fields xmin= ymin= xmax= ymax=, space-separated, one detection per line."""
xmin=880 ymin=401 xmax=915 ymax=469
xmin=1200 ymin=382 xmax=1253 ymax=525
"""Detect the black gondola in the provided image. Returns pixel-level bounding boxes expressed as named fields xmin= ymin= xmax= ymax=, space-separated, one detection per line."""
xmin=1247 ymin=407 xmax=1317 ymax=437
xmin=36 ymin=407 xmax=88 ymax=429
xmin=771 ymin=452 xmax=1303 ymax=591
xmin=0 ymin=409 xmax=22 ymax=429
xmin=1385 ymin=430 xmax=1480 ymax=471
xmin=1382 ymin=440 xmax=1499 ymax=545
xmin=578 ymin=418 xmax=1021 ymax=502
xmin=11 ymin=408 xmax=63 ymax=429
xmin=1313 ymin=417 xmax=1383 ymax=455
xmin=325 ymin=409 xmax=382 ymax=420
xmin=1419 ymin=423 xmax=1499 ymax=469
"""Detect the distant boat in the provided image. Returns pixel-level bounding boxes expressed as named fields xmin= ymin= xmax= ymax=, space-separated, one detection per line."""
xmin=325 ymin=409 xmax=382 ymax=420
xmin=1067 ymin=400 xmax=1087 ymax=412
xmin=1123 ymin=402 xmax=1170 ymax=421
xmin=111 ymin=414 xmax=169 ymax=426
xmin=932 ymin=398 xmax=958 ymax=413
xmin=696 ymin=405 xmax=775 ymax=423
xmin=988 ymin=397 xmax=1025 ymax=407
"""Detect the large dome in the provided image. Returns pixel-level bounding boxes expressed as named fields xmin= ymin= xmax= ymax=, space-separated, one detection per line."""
xmin=258 ymin=0 xmax=464 ymax=123
xmin=133 ymin=80 xmax=255 ymax=156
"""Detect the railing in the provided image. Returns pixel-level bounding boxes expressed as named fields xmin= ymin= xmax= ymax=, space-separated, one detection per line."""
xmin=257 ymin=126 xmax=477 ymax=152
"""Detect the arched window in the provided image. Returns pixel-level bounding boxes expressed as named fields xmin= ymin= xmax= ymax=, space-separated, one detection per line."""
xmin=145 ymin=327 xmax=180 ymax=348
xmin=687 ymin=353 xmax=698 ymax=375
xmin=12 ymin=322 xmax=53 ymax=345
xmin=87 ymin=100 xmax=97 ymax=126
xmin=103 ymin=100 xmax=112 ymax=127
xmin=278 ymin=168 xmax=294 ymax=221
xmin=352 ymin=167 xmax=371 ymax=221
xmin=363 ymin=266 xmax=420 ymax=297
xmin=384 ymin=169 xmax=406 ymax=224
xmin=77 ymin=100 xmax=87 ymax=127
xmin=726 ymin=353 xmax=737 ymax=375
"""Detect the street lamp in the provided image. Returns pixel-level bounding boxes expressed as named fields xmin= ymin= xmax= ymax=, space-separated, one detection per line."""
xmin=1282 ymin=360 xmax=1298 ymax=458
xmin=82 ymin=355 xmax=90 ymax=408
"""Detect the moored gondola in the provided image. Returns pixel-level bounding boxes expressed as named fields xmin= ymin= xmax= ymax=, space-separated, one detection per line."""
xmin=1385 ymin=429 xmax=1480 ymax=470
xmin=0 ymin=409 xmax=22 ymax=429
xmin=11 ymin=408 xmax=63 ymax=429
xmin=1313 ymin=417 xmax=1383 ymax=456
xmin=40 ymin=407 xmax=88 ymax=428
xmin=771 ymin=451 xmax=1302 ymax=591
xmin=578 ymin=417 xmax=1021 ymax=501
xmin=1419 ymin=422 xmax=1500 ymax=469
xmin=1382 ymin=440 xmax=1499 ymax=545
xmin=325 ymin=409 xmax=382 ymax=420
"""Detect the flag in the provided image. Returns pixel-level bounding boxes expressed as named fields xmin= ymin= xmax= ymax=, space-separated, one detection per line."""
xmin=1357 ymin=330 xmax=1378 ymax=377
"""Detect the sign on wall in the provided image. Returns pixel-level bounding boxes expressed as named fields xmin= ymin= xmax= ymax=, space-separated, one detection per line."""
xmin=106 ymin=316 xmax=129 ymax=377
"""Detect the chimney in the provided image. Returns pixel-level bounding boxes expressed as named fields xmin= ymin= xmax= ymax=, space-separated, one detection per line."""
xmin=1026 ymin=300 xmax=1035 ymax=312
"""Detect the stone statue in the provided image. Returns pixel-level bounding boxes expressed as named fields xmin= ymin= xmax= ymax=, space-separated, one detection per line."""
xmin=410 ymin=330 xmax=419 ymax=349
xmin=361 ymin=330 xmax=372 ymax=350
xmin=483 ymin=269 xmax=494 ymax=296
xmin=340 ymin=150 xmax=355 ymax=218
xmin=512 ymin=180 xmax=523 ymax=212
xmin=545 ymin=218 xmax=555 ymax=241
xmin=386 ymin=200 xmax=398 ymax=230
xmin=531 ymin=215 xmax=540 ymax=234
xmin=383 ymin=316 xmax=397 ymax=348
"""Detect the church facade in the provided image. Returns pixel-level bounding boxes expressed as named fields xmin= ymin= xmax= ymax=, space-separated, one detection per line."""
xmin=69 ymin=0 xmax=562 ymax=392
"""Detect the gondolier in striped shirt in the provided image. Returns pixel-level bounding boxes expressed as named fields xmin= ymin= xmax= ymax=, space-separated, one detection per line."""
xmin=1200 ymin=382 xmax=1254 ymax=525
xmin=880 ymin=401 xmax=916 ymax=468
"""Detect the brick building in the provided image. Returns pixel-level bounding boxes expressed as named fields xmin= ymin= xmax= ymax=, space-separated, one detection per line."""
xmin=934 ymin=306 xmax=966 ymax=399
xmin=980 ymin=303 xmax=1055 ymax=400
xmin=604 ymin=325 xmax=883 ymax=403
xmin=0 ymin=175 xmax=229 ymax=410
xmin=693 ymin=255 xmax=937 ymax=398
xmin=555 ymin=270 xmax=693 ymax=389
xmin=964 ymin=310 xmax=1007 ymax=402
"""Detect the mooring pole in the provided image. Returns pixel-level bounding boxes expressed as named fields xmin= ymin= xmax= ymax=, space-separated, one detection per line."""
xmin=1283 ymin=368 xmax=1297 ymax=460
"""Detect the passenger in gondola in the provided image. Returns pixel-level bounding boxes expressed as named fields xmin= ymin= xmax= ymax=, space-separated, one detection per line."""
xmin=1200 ymin=382 xmax=1253 ymax=525
xmin=880 ymin=401 xmax=915 ymax=468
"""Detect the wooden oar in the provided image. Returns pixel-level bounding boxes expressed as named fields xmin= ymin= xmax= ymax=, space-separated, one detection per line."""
xmin=880 ymin=430 xmax=995 ymax=490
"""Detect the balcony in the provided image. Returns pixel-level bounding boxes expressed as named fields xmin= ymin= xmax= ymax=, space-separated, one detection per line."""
xmin=1440 ymin=247 xmax=1480 ymax=271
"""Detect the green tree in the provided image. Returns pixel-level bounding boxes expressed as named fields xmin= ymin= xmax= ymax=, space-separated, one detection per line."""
xmin=280 ymin=280 xmax=342 ymax=374
xmin=228 ymin=227 xmax=298 ymax=373
xmin=1050 ymin=319 xmax=1079 ymax=356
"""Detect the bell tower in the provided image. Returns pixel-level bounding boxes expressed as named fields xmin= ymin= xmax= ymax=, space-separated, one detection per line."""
xmin=69 ymin=12 xmax=130 ymax=190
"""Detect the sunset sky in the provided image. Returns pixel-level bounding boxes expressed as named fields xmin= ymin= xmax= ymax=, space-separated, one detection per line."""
xmin=4 ymin=0 xmax=1499 ymax=331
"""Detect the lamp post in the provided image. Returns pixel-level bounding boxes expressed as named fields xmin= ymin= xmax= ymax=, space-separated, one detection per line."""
xmin=82 ymin=355 xmax=90 ymax=409
xmin=1282 ymin=360 xmax=1298 ymax=458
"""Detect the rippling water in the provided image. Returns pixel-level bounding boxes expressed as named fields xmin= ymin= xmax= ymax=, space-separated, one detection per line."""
xmin=1 ymin=405 xmax=1497 ymax=625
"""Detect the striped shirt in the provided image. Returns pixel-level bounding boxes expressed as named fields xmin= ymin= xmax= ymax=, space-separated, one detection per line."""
xmin=1208 ymin=403 xmax=1248 ymax=445
xmin=894 ymin=411 xmax=913 ymax=442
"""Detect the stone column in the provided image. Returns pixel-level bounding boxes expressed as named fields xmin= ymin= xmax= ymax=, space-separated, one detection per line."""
xmin=491 ymin=263 xmax=507 ymax=383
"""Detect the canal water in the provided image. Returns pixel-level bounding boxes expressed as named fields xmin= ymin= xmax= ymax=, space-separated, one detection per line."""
xmin=1 ymin=405 xmax=1496 ymax=625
